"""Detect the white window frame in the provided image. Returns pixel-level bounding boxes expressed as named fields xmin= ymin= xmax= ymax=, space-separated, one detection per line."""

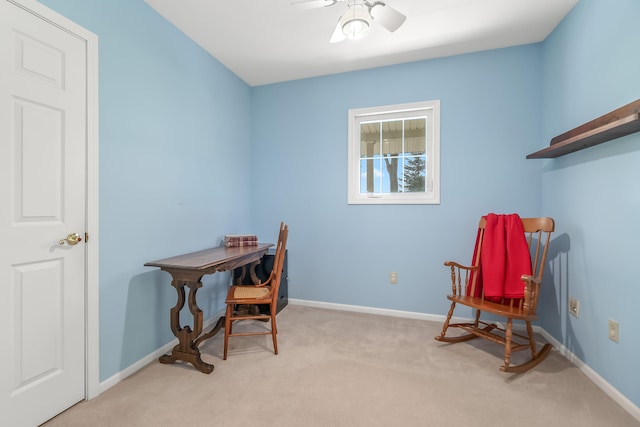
xmin=348 ymin=100 xmax=440 ymax=205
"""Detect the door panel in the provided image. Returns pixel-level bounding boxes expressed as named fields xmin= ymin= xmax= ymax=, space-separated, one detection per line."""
xmin=0 ymin=1 xmax=88 ymax=425
xmin=14 ymin=98 xmax=63 ymax=220
xmin=13 ymin=259 xmax=63 ymax=386
xmin=15 ymin=31 xmax=65 ymax=87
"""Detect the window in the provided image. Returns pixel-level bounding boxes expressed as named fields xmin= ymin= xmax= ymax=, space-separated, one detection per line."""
xmin=348 ymin=100 xmax=440 ymax=204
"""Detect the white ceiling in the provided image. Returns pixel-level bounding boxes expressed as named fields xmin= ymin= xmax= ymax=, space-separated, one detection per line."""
xmin=144 ymin=0 xmax=579 ymax=87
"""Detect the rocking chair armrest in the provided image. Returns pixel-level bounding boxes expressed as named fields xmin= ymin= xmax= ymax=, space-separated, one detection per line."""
xmin=521 ymin=274 xmax=540 ymax=284
xmin=444 ymin=261 xmax=478 ymax=272
xmin=520 ymin=274 xmax=541 ymax=314
xmin=444 ymin=261 xmax=479 ymax=296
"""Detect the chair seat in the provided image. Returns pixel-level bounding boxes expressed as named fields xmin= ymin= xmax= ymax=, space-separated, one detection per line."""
xmin=447 ymin=295 xmax=538 ymax=321
xmin=231 ymin=286 xmax=270 ymax=300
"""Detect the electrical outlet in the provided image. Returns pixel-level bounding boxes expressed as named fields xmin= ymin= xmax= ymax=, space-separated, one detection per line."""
xmin=389 ymin=272 xmax=398 ymax=284
xmin=569 ymin=297 xmax=580 ymax=318
xmin=608 ymin=319 xmax=619 ymax=342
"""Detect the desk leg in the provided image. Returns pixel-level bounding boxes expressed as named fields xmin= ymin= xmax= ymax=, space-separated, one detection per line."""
xmin=234 ymin=260 xmax=261 ymax=285
xmin=159 ymin=278 xmax=215 ymax=374
xmin=235 ymin=260 xmax=263 ymax=317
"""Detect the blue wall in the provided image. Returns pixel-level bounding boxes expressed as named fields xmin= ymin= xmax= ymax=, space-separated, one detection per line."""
xmin=36 ymin=0 xmax=640 ymax=410
xmin=539 ymin=0 xmax=640 ymax=409
xmin=38 ymin=0 xmax=255 ymax=381
xmin=250 ymin=46 xmax=543 ymax=316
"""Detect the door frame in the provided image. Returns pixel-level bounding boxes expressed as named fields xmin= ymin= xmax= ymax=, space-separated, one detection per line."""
xmin=9 ymin=0 xmax=100 ymax=400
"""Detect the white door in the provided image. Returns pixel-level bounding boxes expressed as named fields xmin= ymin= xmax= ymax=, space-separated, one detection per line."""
xmin=0 ymin=1 xmax=88 ymax=425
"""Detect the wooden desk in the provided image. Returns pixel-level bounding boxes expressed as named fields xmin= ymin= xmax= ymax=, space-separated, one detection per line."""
xmin=145 ymin=243 xmax=273 ymax=373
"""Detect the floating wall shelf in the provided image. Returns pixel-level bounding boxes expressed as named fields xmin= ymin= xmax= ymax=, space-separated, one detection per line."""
xmin=527 ymin=99 xmax=640 ymax=159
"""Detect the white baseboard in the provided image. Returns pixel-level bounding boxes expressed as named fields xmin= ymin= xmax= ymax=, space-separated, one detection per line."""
xmin=289 ymin=298 xmax=640 ymax=423
xmin=288 ymin=298 xmax=469 ymax=323
xmin=537 ymin=328 xmax=640 ymax=422
xmin=289 ymin=298 xmax=445 ymax=322
xmin=94 ymin=300 xmax=640 ymax=424
xmin=97 ymin=311 xmax=224 ymax=396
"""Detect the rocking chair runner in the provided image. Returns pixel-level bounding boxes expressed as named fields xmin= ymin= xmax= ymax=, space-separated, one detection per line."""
xmin=435 ymin=215 xmax=555 ymax=373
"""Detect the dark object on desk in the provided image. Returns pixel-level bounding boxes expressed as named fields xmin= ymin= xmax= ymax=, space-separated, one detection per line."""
xmin=233 ymin=248 xmax=288 ymax=314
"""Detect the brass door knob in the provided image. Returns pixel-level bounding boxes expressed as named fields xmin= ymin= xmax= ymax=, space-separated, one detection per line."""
xmin=59 ymin=233 xmax=82 ymax=246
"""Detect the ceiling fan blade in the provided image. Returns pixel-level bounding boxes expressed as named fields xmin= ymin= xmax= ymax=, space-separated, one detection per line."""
xmin=291 ymin=0 xmax=338 ymax=10
xmin=369 ymin=2 xmax=406 ymax=32
xmin=329 ymin=18 xmax=346 ymax=43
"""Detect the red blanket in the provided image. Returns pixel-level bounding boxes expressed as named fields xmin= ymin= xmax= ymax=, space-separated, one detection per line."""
xmin=467 ymin=213 xmax=532 ymax=301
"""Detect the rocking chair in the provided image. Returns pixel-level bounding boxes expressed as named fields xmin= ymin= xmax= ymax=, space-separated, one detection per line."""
xmin=435 ymin=215 xmax=555 ymax=373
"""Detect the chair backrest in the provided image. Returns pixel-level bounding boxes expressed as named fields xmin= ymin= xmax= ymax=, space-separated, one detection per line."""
xmin=268 ymin=222 xmax=288 ymax=307
xmin=470 ymin=216 xmax=554 ymax=312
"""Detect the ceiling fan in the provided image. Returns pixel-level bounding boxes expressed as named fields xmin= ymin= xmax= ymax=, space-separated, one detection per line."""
xmin=292 ymin=0 xmax=406 ymax=43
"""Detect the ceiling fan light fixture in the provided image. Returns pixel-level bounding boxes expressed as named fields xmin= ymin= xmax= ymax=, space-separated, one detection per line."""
xmin=340 ymin=7 xmax=370 ymax=39
xmin=368 ymin=1 xmax=406 ymax=32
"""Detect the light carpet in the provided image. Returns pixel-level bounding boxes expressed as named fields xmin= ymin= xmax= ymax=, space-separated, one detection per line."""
xmin=43 ymin=305 xmax=639 ymax=427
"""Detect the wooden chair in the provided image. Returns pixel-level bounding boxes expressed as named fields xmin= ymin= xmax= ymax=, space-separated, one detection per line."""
xmin=223 ymin=222 xmax=288 ymax=360
xmin=435 ymin=216 xmax=555 ymax=373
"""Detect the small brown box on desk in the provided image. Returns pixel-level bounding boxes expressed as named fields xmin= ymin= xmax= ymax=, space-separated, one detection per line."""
xmin=224 ymin=234 xmax=258 ymax=247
